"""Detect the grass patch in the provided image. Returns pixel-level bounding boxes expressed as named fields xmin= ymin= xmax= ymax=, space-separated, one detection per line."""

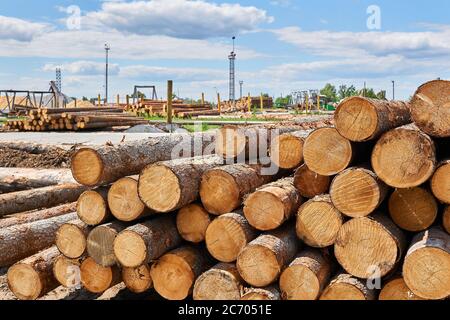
xmin=182 ymin=124 xmax=221 ymax=132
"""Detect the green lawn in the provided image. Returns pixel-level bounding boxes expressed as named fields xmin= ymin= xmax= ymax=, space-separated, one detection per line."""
xmin=182 ymin=123 xmax=221 ymax=132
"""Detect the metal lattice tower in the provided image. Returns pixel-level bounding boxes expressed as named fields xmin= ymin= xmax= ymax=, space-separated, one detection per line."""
xmin=56 ymin=68 xmax=62 ymax=92
xmin=229 ymin=37 xmax=236 ymax=102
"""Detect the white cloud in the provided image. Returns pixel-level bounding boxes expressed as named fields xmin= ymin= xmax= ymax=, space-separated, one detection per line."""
xmin=119 ymin=65 xmax=225 ymax=82
xmin=43 ymin=61 xmax=120 ymax=76
xmin=0 ymin=15 xmax=51 ymax=41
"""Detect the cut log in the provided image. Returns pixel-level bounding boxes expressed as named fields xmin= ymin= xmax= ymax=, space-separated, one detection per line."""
xmin=77 ymin=188 xmax=111 ymax=226
xmin=379 ymin=276 xmax=424 ymax=300
xmin=138 ymin=155 xmax=224 ymax=213
xmin=244 ymin=177 xmax=302 ymax=231
xmin=403 ymin=227 xmax=450 ymax=300
xmin=320 ymin=273 xmax=376 ymax=300
xmin=176 ymin=203 xmax=212 ymax=243
xmin=293 ymin=164 xmax=330 ymax=199
xmin=241 ymin=286 xmax=281 ymax=300
xmin=303 ymin=127 xmax=359 ymax=176
xmin=0 ymin=202 xmax=76 ymax=229
xmin=0 ymin=184 xmax=87 ymax=217
xmin=205 ymin=211 xmax=258 ymax=263
xmin=270 ymin=131 xmax=309 ymax=169
xmin=371 ymin=125 xmax=436 ymax=188
xmin=122 ymin=264 xmax=153 ymax=293
xmin=388 ymin=187 xmax=438 ymax=232
xmin=279 ymin=249 xmax=332 ymax=300
xmin=330 ymin=167 xmax=388 ymax=218
xmin=410 ymin=79 xmax=450 ymax=137
xmin=113 ymin=215 xmax=182 ymax=268
xmin=296 ymin=195 xmax=344 ymax=248
xmin=334 ymin=213 xmax=406 ymax=279
xmin=7 ymin=246 xmax=60 ymax=300
xmin=334 ymin=97 xmax=411 ymax=142
xmin=431 ymin=160 xmax=450 ymax=204
xmin=0 ymin=212 xmax=77 ymax=267
xmin=71 ymin=133 xmax=215 ymax=187
xmin=236 ymin=225 xmax=299 ymax=287
xmin=80 ymin=257 xmax=122 ymax=293
xmin=53 ymin=255 xmax=84 ymax=288
xmin=193 ymin=263 xmax=243 ymax=300
xmin=87 ymin=221 xmax=129 ymax=267
xmin=56 ymin=220 xmax=91 ymax=259
xmin=444 ymin=206 xmax=450 ymax=234
xmin=200 ymin=163 xmax=274 ymax=215
xmin=150 ymin=246 xmax=212 ymax=300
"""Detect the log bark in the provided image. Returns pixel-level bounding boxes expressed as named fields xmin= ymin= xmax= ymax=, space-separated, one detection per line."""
xmin=0 ymin=184 xmax=87 ymax=217
xmin=205 ymin=210 xmax=258 ymax=263
xmin=77 ymin=187 xmax=111 ymax=226
xmin=0 ymin=202 xmax=76 ymax=229
xmin=71 ymin=133 xmax=215 ymax=187
xmin=388 ymin=187 xmax=438 ymax=232
xmin=138 ymin=155 xmax=224 ymax=213
xmin=56 ymin=220 xmax=91 ymax=259
xmin=330 ymin=167 xmax=388 ymax=218
xmin=236 ymin=225 xmax=300 ymax=287
xmin=176 ymin=203 xmax=212 ymax=243
xmin=7 ymin=246 xmax=60 ymax=300
xmin=293 ymin=164 xmax=330 ymax=199
xmin=269 ymin=131 xmax=310 ymax=169
xmin=335 ymin=97 xmax=411 ymax=142
xmin=379 ymin=276 xmax=424 ymax=300
xmin=410 ymin=79 xmax=450 ymax=137
xmin=431 ymin=160 xmax=450 ymax=204
xmin=113 ymin=215 xmax=182 ymax=268
xmin=80 ymin=257 xmax=122 ymax=294
xmin=403 ymin=227 xmax=450 ymax=300
xmin=200 ymin=163 xmax=275 ymax=215
xmin=244 ymin=177 xmax=302 ymax=231
xmin=0 ymin=212 xmax=77 ymax=267
xmin=371 ymin=125 xmax=436 ymax=188
xmin=296 ymin=195 xmax=344 ymax=248
xmin=193 ymin=263 xmax=244 ymax=300
xmin=53 ymin=255 xmax=84 ymax=288
xmin=241 ymin=285 xmax=281 ymax=300
xmin=320 ymin=272 xmax=376 ymax=300
xmin=334 ymin=213 xmax=406 ymax=279
xmin=150 ymin=246 xmax=212 ymax=300
xmin=279 ymin=249 xmax=332 ymax=300
xmin=444 ymin=206 xmax=450 ymax=234
xmin=122 ymin=264 xmax=153 ymax=294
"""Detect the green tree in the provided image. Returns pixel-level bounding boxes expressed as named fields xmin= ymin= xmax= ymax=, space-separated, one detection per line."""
xmin=82 ymin=96 xmax=89 ymax=101
xmin=338 ymin=85 xmax=358 ymax=100
xmin=320 ymin=83 xmax=337 ymax=102
xmin=275 ymin=95 xmax=291 ymax=108
xmin=359 ymin=88 xmax=378 ymax=99
xmin=376 ymin=90 xmax=387 ymax=100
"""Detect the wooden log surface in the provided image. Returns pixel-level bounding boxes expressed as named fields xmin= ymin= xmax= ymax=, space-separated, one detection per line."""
xmin=241 ymin=285 xmax=281 ymax=300
xmin=379 ymin=276 xmax=424 ymax=300
xmin=80 ymin=257 xmax=122 ymax=294
xmin=444 ymin=206 xmax=450 ymax=234
xmin=122 ymin=264 xmax=153 ymax=294
xmin=269 ymin=131 xmax=309 ymax=169
xmin=293 ymin=164 xmax=330 ymax=199
xmin=77 ymin=188 xmax=111 ymax=226
xmin=320 ymin=273 xmax=376 ymax=300
xmin=176 ymin=203 xmax=212 ymax=243
xmin=56 ymin=220 xmax=91 ymax=259
xmin=53 ymin=255 xmax=84 ymax=288
xmin=431 ymin=160 xmax=450 ymax=204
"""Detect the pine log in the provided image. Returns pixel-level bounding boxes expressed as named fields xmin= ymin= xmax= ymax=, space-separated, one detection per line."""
xmin=193 ymin=263 xmax=244 ymax=300
xmin=293 ymin=164 xmax=330 ymax=199
xmin=0 ymin=184 xmax=87 ymax=217
xmin=0 ymin=212 xmax=77 ymax=267
xmin=113 ymin=215 xmax=182 ymax=268
xmin=77 ymin=120 xmax=148 ymax=130
xmin=108 ymin=176 xmax=153 ymax=222
xmin=403 ymin=227 xmax=450 ymax=300
xmin=53 ymin=255 xmax=84 ymax=288
xmin=296 ymin=195 xmax=344 ymax=248
xmin=71 ymin=133 xmax=215 ymax=187
xmin=410 ymin=79 xmax=450 ymax=137
xmin=431 ymin=160 xmax=450 ymax=204
xmin=279 ymin=249 xmax=331 ymax=300
xmin=77 ymin=187 xmax=111 ymax=226
xmin=241 ymin=286 xmax=281 ymax=300
xmin=236 ymin=225 xmax=300 ymax=287
xmin=200 ymin=163 xmax=274 ymax=215
xmin=371 ymin=125 xmax=436 ymax=188
xmin=244 ymin=177 xmax=302 ymax=231
xmin=80 ymin=257 xmax=122 ymax=294
xmin=122 ymin=264 xmax=153 ymax=293
xmin=138 ymin=155 xmax=224 ymax=213
xmin=444 ymin=206 xmax=450 ymax=234
xmin=320 ymin=273 xmax=376 ymax=300
xmin=7 ymin=246 xmax=60 ymax=300
xmin=205 ymin=210 xmax=258 ymax=263
xmin=150 ymin=246 xmax=212 ymax=300
xmin=270 ymin=131 xmax=309 ymax=169
xmin=330 ymin=167 xmax=388 ymax=218
xmin=87 ymin=221 xmax=129 ymax=267
xmin=379 ymin=276 xmax=424 ymax=300
xmin=176 ymin=203 xmax=212 ymax=243
xmin=334 ymin=97 xmax=411 ymax=142
xmin=0 ymin=202 xmax=76 ymax=229
xmin=334 ymin=213 xmax=406 ymax=279
xmin=388 ymin=187 xmax=438 ymax=232
xmin=56 ymin=220 xmax=91 ymax=259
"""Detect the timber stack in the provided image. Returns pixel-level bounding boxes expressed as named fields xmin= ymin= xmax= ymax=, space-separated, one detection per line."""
xmin=125 ymin=99 xmax=219 ymax=118
xmin=2 ymin=79 xmax=450 ymax=301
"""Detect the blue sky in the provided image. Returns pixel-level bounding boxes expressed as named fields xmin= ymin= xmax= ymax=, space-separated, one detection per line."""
xmin=0 ymin=0 xmax=449 ymax=101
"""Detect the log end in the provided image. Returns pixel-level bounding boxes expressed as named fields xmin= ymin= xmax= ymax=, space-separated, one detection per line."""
xmin=7 ymin=263 xmax=42 ymax=300
xmin=122 ymin=264 xmax=153 ymax=294
xmin=279 ymin=264 xmax=320 ymax=300
xmin=80 ymin=257 xmax=115 ymax=293
xmin=193 ymin=268 xmax=242 ymax=300
xmin=244 ymin=190 xmax=286 ymax=231
xmin=444 ymin=207 xmax=450 ymax=234
xmin=216 ymin=126 xmax=247 ymax=159
xmin=200 ymin=170 xmax=240 ymax=215
xmin=113 ymin=230 xmax=147 ymax=268
xmin=379 ymin=277 xmax=424 ymax=300
xmin=77 ymin=190 xmax=108 ymax=226
xmin=431 ymin=162 xmax=450 ymax=204
xmin=320 ymin=282 xmax=367 ymax=300
xmin=108 ymin=177 xmax=147 ymax=221
xmin=177 ymin=204 xmax=211 ymax=243
xmin=293 ymin=164 xmax=331 ymax=199
xmin=56 ymin=224 xmax=87 ymax=259
xmin=53 ymin=256 xmax=82 ymax=288
xmin=270 ymin=134 xmax=304 ymax=169
xmin=86 ymin=225 xmax=118 ymax=267
xmin=71 ymin=148 xmax=103 ymax=186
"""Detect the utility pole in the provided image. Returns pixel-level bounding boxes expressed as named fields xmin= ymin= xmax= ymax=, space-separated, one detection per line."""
xmin=392 ymin=80 xmax=395 ymax=100
xmin=105 ymin=44 xmax=110 ymax=104
xmin=239 ymin=81 xmax=244 ymax=100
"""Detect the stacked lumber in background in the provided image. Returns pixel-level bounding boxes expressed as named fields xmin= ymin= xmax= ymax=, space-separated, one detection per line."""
xmin=220 ymin=96 xmax=274 ymax=113
xmin=3 ymin=107 xmax=148 ymax=132
xmin=125 ymin=99 xmax=218 ymax=118
xmin=3 ymin=79 xmax=450 ymax=301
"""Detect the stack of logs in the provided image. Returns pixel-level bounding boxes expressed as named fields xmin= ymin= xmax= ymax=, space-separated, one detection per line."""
xmin=126 ymin=99 xmax=219 ymax=118
xmin=3 ymin=107 xmax=148 ymax=131
xmin=3 ymin=79 xmax=450 ymax=301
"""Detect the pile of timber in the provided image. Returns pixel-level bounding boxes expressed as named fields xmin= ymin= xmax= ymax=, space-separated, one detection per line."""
xmin=220 ymin=96 xmax=274 ymax=113
xmin=126 ymin=99 xmax=218 ymax=118
xmin=3 ymin=79 xmax=450 ymax=301
xmin=3 ymin=107 xmax=148 ymax=131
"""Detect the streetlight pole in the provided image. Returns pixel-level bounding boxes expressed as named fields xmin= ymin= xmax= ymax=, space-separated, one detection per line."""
xmin=239 ymin=81 xmax=244 ymax=100
xmin=392 ymin=80 xmax=395 ymax=100
xmin=105 ymin=44 xmax=110 ymax=104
